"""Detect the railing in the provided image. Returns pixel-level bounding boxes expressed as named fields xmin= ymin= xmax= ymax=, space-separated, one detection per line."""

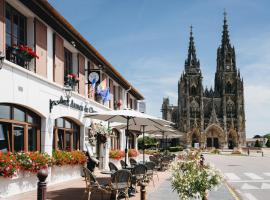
xmin=5 ymin=46 xmax=34 ymax=70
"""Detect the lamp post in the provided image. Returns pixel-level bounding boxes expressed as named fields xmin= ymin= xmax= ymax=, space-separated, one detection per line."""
xmin=63 ymin=85 xmax=72 ymax=102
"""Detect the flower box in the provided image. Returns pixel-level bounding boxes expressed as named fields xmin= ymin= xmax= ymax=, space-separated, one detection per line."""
xmin=50 ymin=164 xmax=83 ymax=185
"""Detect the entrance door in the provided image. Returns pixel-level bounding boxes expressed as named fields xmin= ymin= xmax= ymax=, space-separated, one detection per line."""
xmin=207 ymin=138 xmax=212 ymax=147
xmin=213 ymin=138 xmax=219 ymax=148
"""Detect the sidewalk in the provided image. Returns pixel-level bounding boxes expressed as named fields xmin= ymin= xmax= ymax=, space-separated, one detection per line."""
xmin=4 ymin=170 xmax=237 ymax=200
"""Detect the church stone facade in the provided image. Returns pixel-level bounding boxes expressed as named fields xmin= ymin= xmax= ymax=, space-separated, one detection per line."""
xmin=162 ymin=14 xmax=246 ymax=149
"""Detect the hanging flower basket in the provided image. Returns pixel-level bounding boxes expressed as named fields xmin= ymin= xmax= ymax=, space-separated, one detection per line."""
xmin=97 ymin=133 xmax=107 ymax=143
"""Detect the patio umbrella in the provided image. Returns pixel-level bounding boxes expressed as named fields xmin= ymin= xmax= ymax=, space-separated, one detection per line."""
xmin=113 ymin=123 xmax=174 ymax=163
xmin=84 ymin=109 xmax=172 ymax=168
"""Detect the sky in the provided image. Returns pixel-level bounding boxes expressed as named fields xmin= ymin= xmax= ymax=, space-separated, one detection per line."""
xmin=49 ymin=0 xmax=270 ymax=137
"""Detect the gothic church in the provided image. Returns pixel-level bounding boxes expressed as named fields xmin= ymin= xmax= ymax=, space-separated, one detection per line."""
xmin=161 ymin=13 xmax=246 ymax=149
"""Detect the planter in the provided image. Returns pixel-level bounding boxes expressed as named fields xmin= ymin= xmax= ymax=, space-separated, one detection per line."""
xmin=50 ymin=164 xmax=82 ymax=185
xmin=109 ymin=158 xmax=122 ymax=169
xmin=0 ymin=164 xmax=83 ymax=198
xmin=0 ymin=171 xmax=37 ymax=198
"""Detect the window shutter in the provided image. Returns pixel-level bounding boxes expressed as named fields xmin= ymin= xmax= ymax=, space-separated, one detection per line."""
xmin=53 ymin=33 xmax=64 ymax=85
xmin=35 ymin=19 xmax=47 ymax=77
xmin=78 ymin=53 xmax=85 ymax=96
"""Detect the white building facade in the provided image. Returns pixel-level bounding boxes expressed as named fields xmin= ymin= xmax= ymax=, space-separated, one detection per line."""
xmin=0 ymin=0 xmax=144 ymax=171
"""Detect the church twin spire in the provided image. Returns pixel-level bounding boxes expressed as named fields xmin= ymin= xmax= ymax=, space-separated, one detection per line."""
xmin=185 ymin=26 xmax=201 ymax=73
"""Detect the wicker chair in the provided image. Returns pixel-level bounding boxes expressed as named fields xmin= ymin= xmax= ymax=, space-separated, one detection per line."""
xmin=161 ymin=156 xmax=170 ymax=170
xmin=111 ymin=169 xmax=132 ymax=200
xmin=82 ymin=167 xmax=111 ymax=200
xmin=109 ymin=162 xmax=119 ymax=172
xmin=131 ymin=164 xmax=147 ymax=191
xmin=149 ymin=156 xmax=161 ymax=171
xmin=129 ymin=158 xmax=137 ymax=167
xmin=120 ymin=160 xmax=128 ymax=169
xmin=145 ymin=161 xmax=157 ymax=186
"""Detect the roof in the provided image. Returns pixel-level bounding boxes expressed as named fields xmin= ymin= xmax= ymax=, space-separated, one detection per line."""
xmin=21 ymin=0 xmax=144 ymax=100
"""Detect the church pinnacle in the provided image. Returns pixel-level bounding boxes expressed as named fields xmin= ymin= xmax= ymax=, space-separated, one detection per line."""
xmin=185 ymin=26 xmax=200 ymax=72
xmin=221 ymin=10 xmax=231 ymax=49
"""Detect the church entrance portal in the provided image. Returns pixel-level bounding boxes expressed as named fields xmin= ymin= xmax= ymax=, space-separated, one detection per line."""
xmin=205 ymin=124 xmax=225 ymax=149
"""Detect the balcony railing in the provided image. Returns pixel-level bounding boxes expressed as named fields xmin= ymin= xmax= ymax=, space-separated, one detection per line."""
xmin=5 ymin=46 xmax=37 ymax=70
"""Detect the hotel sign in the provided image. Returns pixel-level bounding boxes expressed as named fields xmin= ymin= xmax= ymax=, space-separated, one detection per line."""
xmin=49 ymin=96 xmax=95 ymax=113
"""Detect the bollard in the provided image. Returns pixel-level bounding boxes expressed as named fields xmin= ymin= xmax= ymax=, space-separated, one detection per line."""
xmin=139 ymin=182 xmax=147 ymax=200
xmin=37 ymin=168 xmax=48 ymax=200
xmin=200 ymin=155 xmax=204 ymax=167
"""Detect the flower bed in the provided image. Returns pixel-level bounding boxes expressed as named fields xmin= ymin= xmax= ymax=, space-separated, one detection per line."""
xmin=171 ymin=151 xmax=223 ymax=200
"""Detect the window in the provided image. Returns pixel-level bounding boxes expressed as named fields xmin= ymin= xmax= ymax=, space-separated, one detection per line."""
xmin=0 ymin=104 xmax=41 ymax=152
xmin=5 ymin=4 xmax=27 ymax=68
xmin=111 ymin=129 xmax=120 ymax=149
xmin=64 ymin=48 xmax=73 ymax=77
xmin=226 ymin=82 xmax=233 ymax=94
xmin=53 ymin=117 xmax=80 ymax=151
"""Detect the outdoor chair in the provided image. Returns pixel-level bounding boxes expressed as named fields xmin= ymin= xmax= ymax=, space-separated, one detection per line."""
xmin=109 ymin=162 xmax=119 ymax=172
xmin=82 ymin=167 xmax=111 ymax=200
xmin=149 ymin=156 xmax=161 ymax=171
xmin=111 ymin=169 xmax=132 ymax=200
xmin=161 ymin=156 xmax=170 ymax=170
xmin=145 ymin=161 xmax=159 ymax=184
xmin=120 ymin=160 xmax=128 ymax=169
xmin=129 ymin=158 xmax=137 ymax=167
xmin=131 ymin=164 xmax=148 ymax=191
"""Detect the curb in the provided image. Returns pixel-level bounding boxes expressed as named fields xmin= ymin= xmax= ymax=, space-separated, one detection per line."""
xmin=224 ymin=181 xmax=242 ymax=200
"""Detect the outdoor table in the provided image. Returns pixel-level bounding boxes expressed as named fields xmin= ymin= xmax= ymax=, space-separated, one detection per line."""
xmin=100 ymin=170 xmax=115 ymax=175
xmin=125 ymin=166 xmax=134 ymax=170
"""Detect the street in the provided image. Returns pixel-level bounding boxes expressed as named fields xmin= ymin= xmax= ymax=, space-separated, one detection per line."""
xmin=204 ymin=154 xmax=270 ymax=200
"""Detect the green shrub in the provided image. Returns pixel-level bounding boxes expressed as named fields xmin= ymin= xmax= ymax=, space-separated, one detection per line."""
xmin=169 ymin=146 xmax=183 ymax=152
xmin=254 ymin=139 xmax=262 ymax=147
xmin=211 ymin=149 xmax=220 ymax=154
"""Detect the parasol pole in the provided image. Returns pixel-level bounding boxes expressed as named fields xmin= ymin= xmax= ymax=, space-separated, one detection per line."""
xmin=142 ymin=125 xmax=146 ymax=164
xmin=125 ymin=117 xmax=130 ymax=169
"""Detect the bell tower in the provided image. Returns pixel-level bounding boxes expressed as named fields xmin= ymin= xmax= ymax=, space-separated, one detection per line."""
xmin=179 ymin=26 xmax=204 ymax=136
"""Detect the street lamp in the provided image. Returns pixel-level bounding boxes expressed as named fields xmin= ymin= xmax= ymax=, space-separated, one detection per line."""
xmin=63 ymin=85 xmax=72 ymax=101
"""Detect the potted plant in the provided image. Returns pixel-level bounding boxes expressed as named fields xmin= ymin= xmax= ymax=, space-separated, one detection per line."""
xmin=128 ymin=149 xmax=139 ymax=158
xmin=171 ymin=151 xmax=223 ymax=200
xmin=64 ymin=73 xmax=79 ymax=88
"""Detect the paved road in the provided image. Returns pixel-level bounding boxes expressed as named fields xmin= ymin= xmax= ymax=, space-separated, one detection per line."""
xmin=204 ymin=154 xmax=270 ymax=200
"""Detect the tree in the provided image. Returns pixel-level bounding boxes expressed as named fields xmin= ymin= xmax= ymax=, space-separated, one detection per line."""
xmin=265 ymin=139 xmax=270 ymax=148
xmin=253 ymin=135 xmax=262 ymax=139
xmin=254 ymin=139 xmax=261 ymax=147
xmin=138 ymin=136 xmax=157 ymax=149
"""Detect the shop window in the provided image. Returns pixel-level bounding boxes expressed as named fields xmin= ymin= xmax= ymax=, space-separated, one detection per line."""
xmin=53 ymin=117 xmax=80 ymax=151
xmin=0 ymin=105 xmax=10 ymax=119
xmin=0 ymin=104 xmax=41 ymax=152
xmin=5 ymin=4 xmax=28 ymax=68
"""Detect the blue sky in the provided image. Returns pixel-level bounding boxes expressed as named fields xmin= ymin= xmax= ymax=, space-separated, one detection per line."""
xmin=49 ymin=0 xmax=270 ymax=137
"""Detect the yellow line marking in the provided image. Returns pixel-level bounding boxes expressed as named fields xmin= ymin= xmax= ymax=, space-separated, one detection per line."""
xmin=225 ymin=181 xmax=241 ymax=200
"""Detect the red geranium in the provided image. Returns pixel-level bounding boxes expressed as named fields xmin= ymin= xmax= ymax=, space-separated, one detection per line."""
xmin=109 ymin=149 xmax=125 ymax=160
xmin=128 ymin=149 xmax=139 ymax=157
